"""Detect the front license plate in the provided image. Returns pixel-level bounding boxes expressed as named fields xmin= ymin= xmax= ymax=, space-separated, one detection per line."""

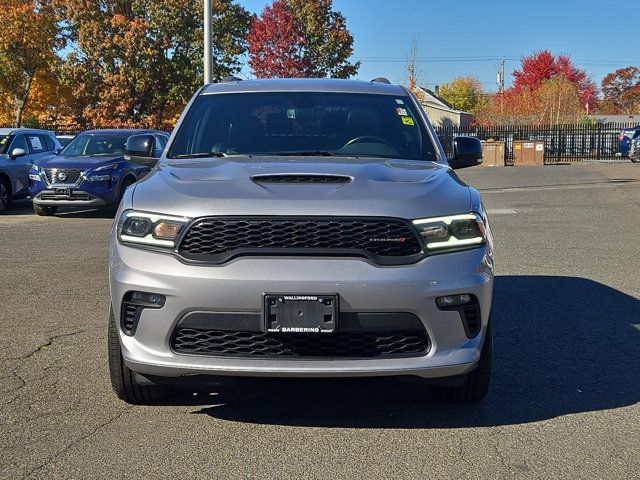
xmin=264 ymin=294 xmax=337 ymax=333
xmin=54 ymin=187 xmax=71 ymax=197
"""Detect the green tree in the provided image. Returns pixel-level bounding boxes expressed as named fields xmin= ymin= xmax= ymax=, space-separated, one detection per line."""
xmin=285 ymin=0 xmax=359 ymax=78
xmin=56 ymin=0 xmax=251 ymax=127
xmin=438 ymin=76 xmax=487 ymax=115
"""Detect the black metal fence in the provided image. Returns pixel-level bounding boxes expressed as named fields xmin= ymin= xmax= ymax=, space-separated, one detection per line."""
xmin=435 ymin=123 xmax=637 ymax=164
xmin=4 ymin=121 xmax=638 ymax=164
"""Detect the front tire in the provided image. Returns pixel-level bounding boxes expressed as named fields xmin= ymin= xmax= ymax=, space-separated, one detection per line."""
xmin=0 ymin=177 xmax=11 ymax=215
xmin=441 ymin=320 xmax=492 ymax=403
xmin=33 ymin=204 xmax=57 ymax=216
xmin=108 ymin=307 xmax=170 ymax=404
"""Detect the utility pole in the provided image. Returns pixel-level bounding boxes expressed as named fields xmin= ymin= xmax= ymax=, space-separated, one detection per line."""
xmin=204 ymin=0 xmax=213 ymax=85
xmin=497 ymin=58 xmax=505 ymax=116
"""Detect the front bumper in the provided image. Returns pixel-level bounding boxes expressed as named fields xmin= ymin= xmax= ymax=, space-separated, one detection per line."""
xmin=109 ymin=242 xmax=493 ymax=379
xmin=32 ymin=189 xmax=107 ymax=207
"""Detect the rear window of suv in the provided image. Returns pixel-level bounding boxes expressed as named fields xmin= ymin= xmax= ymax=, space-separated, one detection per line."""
xmin=168 ymin=92 xmax=438 ymax=162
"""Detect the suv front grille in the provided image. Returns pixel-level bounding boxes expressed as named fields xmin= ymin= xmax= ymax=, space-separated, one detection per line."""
xmin=45 ymin=168 xmax=82 ymax=185
xmin=172 ymin=328 xmax=429 ymax=358
xmin=177 ymin=217 xmax=424 ymax=265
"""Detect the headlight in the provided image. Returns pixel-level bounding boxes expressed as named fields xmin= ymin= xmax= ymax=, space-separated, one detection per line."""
xmin=117 ymin=210 xmax=191 ymax=249
xmin=32 ymin=164 xmax=39 ymax=172
xmin=413 ymin=213 xmax=486 ymax=253
xmin=29 ymin=174 xmax=41 ymax=181
xmin=87 ymin=174 xmax=111 ymax=182
xmin=94 ymin=163 xmax=119 ymax=171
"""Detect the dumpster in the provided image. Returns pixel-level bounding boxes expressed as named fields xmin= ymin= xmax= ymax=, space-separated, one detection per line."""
xmin=513 ymin=140 xmax=544 ymax=166
xmin=481 ymin=140 xmax=506 ymax=167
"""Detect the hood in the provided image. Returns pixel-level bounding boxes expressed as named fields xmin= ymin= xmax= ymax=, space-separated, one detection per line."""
xmin=39 ymin=155 xmax=123 ymax=169
xmin=131 ymin=156 xmax=472 ymax=219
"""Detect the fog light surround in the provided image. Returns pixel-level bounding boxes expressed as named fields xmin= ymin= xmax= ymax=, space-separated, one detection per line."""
xmin=436 ymin=294 xmax=473 ymax=308
xmin=129 ymin=291 xmax=166 ymax=308
xmin=121 ymin=291 xmax=166 ymax=336
xmin=436 ymin=294 xmax=482 ymax=338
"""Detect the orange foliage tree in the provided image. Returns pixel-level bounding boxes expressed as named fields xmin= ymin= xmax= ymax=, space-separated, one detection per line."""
xmin=56 ymin=0 xmax=251 ymax=129
xmin=0 ymin=0 xmax=61 ymax=126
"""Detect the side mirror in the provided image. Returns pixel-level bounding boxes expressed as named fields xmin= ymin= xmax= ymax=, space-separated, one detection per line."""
xmin=10 ymin=147 xmax=26 ymax=159
xmin=449 ymin=137 xmax=483 ymax=170
xmin=124 ymin=134 xmax=158 ymax=168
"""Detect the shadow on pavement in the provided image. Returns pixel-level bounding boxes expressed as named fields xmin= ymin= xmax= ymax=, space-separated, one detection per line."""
xmin=178 ymin=275 xmax=640 ymax=428
xmin=6 ymin=199 xmax=114 ymax=219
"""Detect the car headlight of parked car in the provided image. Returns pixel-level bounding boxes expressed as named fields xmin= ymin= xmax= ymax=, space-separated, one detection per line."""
xmin=87 ymin=163 xmax=119 ymax=182
xmin=413 ymin=213 xmax=486 ymax=253
xmin=117 ymin=210 xmax=191 ymax=249
xmin=28 ymin=165 xmax=41 ymax=181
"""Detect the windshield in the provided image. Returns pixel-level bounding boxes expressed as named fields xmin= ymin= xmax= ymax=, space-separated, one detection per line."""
xmin=0 ymin=135 xmax=11 ymax=155
xmin=60 ymin=134 xmax=129 ymax=157
xmin=168 ymin=92 xmax=438 ymax=161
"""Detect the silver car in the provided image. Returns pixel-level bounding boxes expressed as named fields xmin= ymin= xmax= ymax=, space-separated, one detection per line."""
xmin=0 ymin=128 xmax=61 ymax=214
xmin=629 ymin=137 xmax=640 ymax=163
xmin=108 ymin=78 xmax=494 ymax=404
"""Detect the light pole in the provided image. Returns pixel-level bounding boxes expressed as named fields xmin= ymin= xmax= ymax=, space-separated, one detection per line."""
xmin=204 ymin=0 xmax=213 ymax=84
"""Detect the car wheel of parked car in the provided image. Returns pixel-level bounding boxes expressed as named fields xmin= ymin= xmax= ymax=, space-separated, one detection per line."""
xmin=33 ymin=204 xmax=58 ymax=216
xmin=119 ymin=176 xmax=135 ymax=202
xmin=108 ymin=307 xmax=171 ymax=404
xmin=0 ymin=177 xmax=11 ymax=215
xmin=440 ymin=319 xmax=492 ymax=403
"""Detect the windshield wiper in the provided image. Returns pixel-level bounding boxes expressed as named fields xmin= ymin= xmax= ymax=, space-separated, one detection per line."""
xmin=173 ymin=152 xmax=227 ymax=159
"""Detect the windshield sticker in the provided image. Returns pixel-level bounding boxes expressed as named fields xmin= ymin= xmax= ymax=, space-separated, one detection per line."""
xmin=396 ymin=107 xmax=408 ymax=116
xmin=29 ymin=136 xmax=43 ymax=150
xmin=0 ymin=138 xmax=7 ymax=147
xmin=401 ymin=116 xmax=415 ymax=126
xmin=395 ymin=99 xmax=405 ymax=105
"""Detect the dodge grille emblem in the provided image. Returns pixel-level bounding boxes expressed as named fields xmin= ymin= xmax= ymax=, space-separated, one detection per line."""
xmin=369 ymin=236 xmax=408 ymax=243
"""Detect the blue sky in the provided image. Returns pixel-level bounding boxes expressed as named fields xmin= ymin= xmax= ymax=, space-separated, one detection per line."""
xmin=237 ymin=0 xmax=639 ymax=93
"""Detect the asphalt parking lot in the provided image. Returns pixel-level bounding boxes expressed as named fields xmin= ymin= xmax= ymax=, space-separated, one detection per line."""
xmin=1 ymin=163 xmax=639 ymax=479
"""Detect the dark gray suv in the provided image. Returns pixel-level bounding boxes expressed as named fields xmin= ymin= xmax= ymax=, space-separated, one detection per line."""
xmin=0 ymin=128 xmax=60 ymax=214
xmin=108 ymin=78 xmax=494 ymax=404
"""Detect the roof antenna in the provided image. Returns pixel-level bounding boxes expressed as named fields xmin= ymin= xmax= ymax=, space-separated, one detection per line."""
xmin=371 ymin=77 xmax=391 ymax=84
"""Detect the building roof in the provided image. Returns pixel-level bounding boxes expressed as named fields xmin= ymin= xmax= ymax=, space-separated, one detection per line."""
xmin=202 ymin=78 xmax=407 ymax=96
xmin=413 ymin=86 xmax=473 ymax=116
xmin=587 ymin=114 xmax=640 ymax=124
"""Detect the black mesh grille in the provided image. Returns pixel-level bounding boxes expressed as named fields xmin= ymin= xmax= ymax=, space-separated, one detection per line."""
xmin=121 ymin=303 xmax=141 ymax=334
xmin=39 ymin=192 xmax=92 ymax=201
xmin=45 ymin=168 xmax=82 ymax=185
xmin=178 ymin=217 xmax=423 ymax=264
xmin=172 ymin=329 xmax=429 ymax=358
xmin=253 ymin=175 xmax=350 ymax=184
xmin=461 ymin=304 xmax=481 ymax=337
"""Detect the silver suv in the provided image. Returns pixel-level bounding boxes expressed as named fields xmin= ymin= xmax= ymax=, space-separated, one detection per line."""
xmin=108 ymin=78 xmax=494 ymax=404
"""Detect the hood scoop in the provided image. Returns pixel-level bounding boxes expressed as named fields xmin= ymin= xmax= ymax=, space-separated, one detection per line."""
xmin=252 ymin=174 xmax=351 ymax=185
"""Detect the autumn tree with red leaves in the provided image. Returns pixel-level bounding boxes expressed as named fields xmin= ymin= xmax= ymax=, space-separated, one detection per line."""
xmin=247 ymin=0 xmax=308 ymax=78
xmin=512 ymin=50 xmax=597 ymax=107
xmin=248 ymin=0 xmax=359 ymax=79
xmin=477 ymin=51 xmax=597 ymax=125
